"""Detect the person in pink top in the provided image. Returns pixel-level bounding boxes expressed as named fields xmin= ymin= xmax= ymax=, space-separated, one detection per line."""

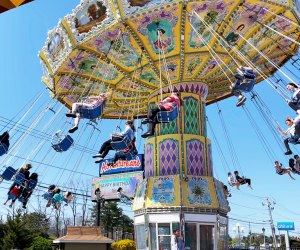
xmin=66 ymin=94 xmax=107 ymax=133
xmin=141 ymin=92 xmax=181 ymax=138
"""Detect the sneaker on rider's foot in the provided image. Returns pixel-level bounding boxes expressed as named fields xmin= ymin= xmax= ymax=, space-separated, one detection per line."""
xmin=93 ymin=153 xmax=103 ymax=158
xmin=236 ymin=96 xmax=246 ymax=107
xmin=141 ymin=132 xmax=153 ymax=138
xmin=95 ymin=158 xmax=104 ymax=164
xmin=141 ymin=118 xmax=152 ymax=124
xmin=66 ymin=113 xmax=76 ymax=118
xmin=285 ymin=150 xmax=293 ymax=155
xmin=69 ymin=126 xmax=78 ymax=133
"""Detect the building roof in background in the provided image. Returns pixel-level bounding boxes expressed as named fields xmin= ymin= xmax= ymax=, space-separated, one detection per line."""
xmin=53 ymin=226 xmax=114 ymax=244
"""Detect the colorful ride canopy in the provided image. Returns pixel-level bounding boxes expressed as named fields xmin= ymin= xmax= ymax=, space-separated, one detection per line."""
xmin=0 ymin=0 xmax=33 ymax=13
xmin=40 ymin=0 xmax=300 ymax=119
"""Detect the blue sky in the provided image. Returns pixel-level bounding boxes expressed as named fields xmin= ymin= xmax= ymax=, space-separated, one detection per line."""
xmin=0 ymin=0 xmax=300 ymax=240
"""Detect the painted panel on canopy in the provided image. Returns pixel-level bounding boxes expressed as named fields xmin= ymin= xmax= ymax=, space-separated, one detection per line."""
xmin=132 ymin=179 xmax=147 ymax=211
xmin=102 ymin=106 xmax=148 ymax=118
xmin=55 ymin=76 xmax=110 ymax=97
xmin=214 ymin=179 xmax=229 ymax=211
xmin=206 ymin=60 xmax=240 ymax=82
xmin=115 ymin=78 xmax=151 ymax=94
xmin=41 ymin=23 xmax=73 ymax=74
xmin=126 ymin=5 xmax=182 ymax=61
xmin=195 ymin=54 xmax=230 ymax=79
xmin=112 ymin=89 xmax=149 ymax=100
xmin=221 ymin=1 xmax=280 ymax=50
xmin=58 ymin=50 xmax=123 ymax=84
xmin=185 ymin=0 xmax=236 ymax=53
xmin=183 ymin=54 xmax=207 ymax=80
xmin=182 ymin=176 xmax=218 ymax=208
xmin=237 ymin=10 xmax=297 ymax=57
xmin=82 ymin=24 xmax=147 ymax=72
xmin=116 ymin=0 xmax=179 ymax=18
xmin=154 ymin=56 xmax=180 ymax=84
xmin=137 ymin=64 xmax=161 ymax=86
xmin=64 ymin=0 xmax=117 ymax=42
xmin=145 ymin=175 xmax=180 ymax=208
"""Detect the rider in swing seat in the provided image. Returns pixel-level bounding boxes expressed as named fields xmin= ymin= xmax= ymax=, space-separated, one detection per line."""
xmin=231 ymin=66 xmax=256 ymax=107
xmin=141 ymin=92 xmax=181 ymax=138
xmin=286 ymin=83 xmax=300 ymax=115
xmin=93 ymin=120 xmax=135 ymax=163
xmin=66 ymin=94 xmax=108 ymax=133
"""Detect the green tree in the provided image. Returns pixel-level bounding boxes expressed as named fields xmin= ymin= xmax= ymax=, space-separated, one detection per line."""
xmin=30 ymin=236 xmax=52 ymax=250
xmin=2 ymin=213 xmax=33 ymax=249
xmin=22 ymin=212 xmax=50 ymax=237
xmin=90 ymin=201 xmax=134 ymax=237
xmin=1 ymin=231 xmax=16 ymax=250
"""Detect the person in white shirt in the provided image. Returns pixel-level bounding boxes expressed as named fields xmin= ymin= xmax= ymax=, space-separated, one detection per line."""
xmin=277 ymin=117 xmax=300 ymax=155
xmin=66 ymin=94 xmax=107 ymax=133
xmin=227 ymin=172 xmax=240 ymax=190
xmin=171 ymin=229 xmax=180 ymax=250
xmin=286 ymin=83 xmax=300 ymax=115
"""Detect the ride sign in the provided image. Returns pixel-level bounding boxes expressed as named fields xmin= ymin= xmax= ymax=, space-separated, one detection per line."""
xmin=99 ymin=154 xmax=143 ymax=175
xmin=277 ymin=222 xmax=295 ymax=231
xmin=92 ymin=171 xmax=144 ymax=200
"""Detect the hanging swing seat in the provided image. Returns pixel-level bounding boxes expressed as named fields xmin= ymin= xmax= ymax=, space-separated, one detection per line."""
xmin=78 ymin=102 xmax=104 ymax=120
xmin=26 ymin=179 xmax=37 ymax=192
xmin=235 ymin=70 xmax=256 ymax=80
xmin=14 ymin=172 xmax=26 ymax=185
xmin=111 ymin=134 xmax=132 ymax=151
xmin=156 ymin=104 xmax=179 ymax=123
xmin=0 ymin=166 xmax=16 ymax=183
xmin=233 ymin=78 xmax=255 ymax=93
xmin=123 ymin=147 xmax=138 ymax=160
xmin=43 ymin=191 xmax=53 ymax=200
xmin=52 ymin=134 xmax=74 ymax=152
xmin=0 ymin=143 xmax=8 ymax=156
xmin=233 ymin=69 xmax=256 ymax=93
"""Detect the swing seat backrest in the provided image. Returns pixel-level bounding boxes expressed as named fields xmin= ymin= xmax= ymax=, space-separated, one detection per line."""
xmin=111 ymin=134 xmax=132 ymax=151
xmin=18 ymin=196 xmax=25 ymax=203
xmin=243 ymin=70 xmax=256 ymax=80
xmin=52 ymin=135 xmax=74 ymax=152
xmin=156 ymin=104 xmax=179 ymax=123
xmin=26 ymin=179 xmax=37 ymax=192
xmin=234 ymin=78 xmax=255 ymax=93
xmin=43 ymin=192 xmax=52 ymax=200
xmin=14 ymin=172 xmax=25 ymax=185
xmin=78 ymin=103 xmax=104 ymax=120
xmin=1 ymin=166 xmax=16 ymax=181
xmin=124 ymin=147 xmax=138 ymax=160
xmin=0 ymin=143 xmax=8 ymax=156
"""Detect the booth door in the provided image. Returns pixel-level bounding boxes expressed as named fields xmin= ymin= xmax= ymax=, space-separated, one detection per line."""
xmin=185 ymin=223 xmax=215 ymax=250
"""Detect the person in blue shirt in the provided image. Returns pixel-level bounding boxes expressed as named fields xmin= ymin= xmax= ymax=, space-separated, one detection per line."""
xmin=93 ymin=120 xmax=135 ymax=163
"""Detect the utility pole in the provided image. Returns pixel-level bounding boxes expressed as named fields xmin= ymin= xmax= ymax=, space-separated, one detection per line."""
xmin=263 ymin=198 xmax=278 ymax=250
xmin=249 ymin=222 xmax=252 ymax=248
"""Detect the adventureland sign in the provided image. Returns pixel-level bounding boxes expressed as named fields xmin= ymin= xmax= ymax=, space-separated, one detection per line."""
xmin=99 ymin=154 xmax=144 ymax=175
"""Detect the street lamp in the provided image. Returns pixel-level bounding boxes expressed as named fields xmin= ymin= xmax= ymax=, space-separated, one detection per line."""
xmin=233 ymin=223 xmax=244 ymax=250
xmin=262 ymin=227 xmax=266 ymax=246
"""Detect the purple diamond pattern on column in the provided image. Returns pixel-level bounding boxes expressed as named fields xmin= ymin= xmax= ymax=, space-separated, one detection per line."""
xmin=208 ymin=144 xmax=213 ymax=176
xmin=145 ymin=143 xmax=154 ymax=178
xmin=186 ymin=139 xmax=205 ymax=176
xmin=159 ymin=139 xmax=179 ymax=176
